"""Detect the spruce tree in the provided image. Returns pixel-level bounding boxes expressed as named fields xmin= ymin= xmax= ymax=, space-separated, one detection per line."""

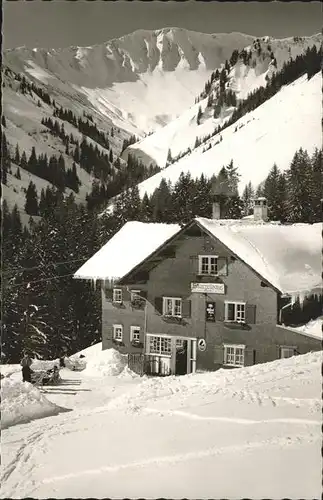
xmin=25 ymin=181 xmax=39 ymax=215
xmin=286 ymin=149 xmax=315 ymax=223
xmin=15 ymin=144 xmax=20 ymax=165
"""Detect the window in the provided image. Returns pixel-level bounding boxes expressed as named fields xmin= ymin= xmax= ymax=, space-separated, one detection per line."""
xmin=130 ymin=290 xmax=141 ymax=302
xmin=280 ymin=346 xmax=296 ymax=359
xmin=130 ymin=326 xmax=141 ymax=343
xmin=163 ymin=297 xmax=182 ymax=317
xmin=224 ymin=344 xmax=245 ymax=367
xmin=113 ymin=288 xmax=122 ymax=303
xmin=225 ymin=301 xmax=246 ymax=323
xmin=148 ymin=335 xmax=172 ymax=356
xmin=113 ymin=324 xmax=123 ymax=342
xmin=198 ymin=255 xmax=218 ymax=275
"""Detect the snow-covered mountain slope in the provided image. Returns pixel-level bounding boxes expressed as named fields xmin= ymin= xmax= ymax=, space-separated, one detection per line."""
xmin=2 ymin=66 xmax=129 ymax=213
xmin=133 ymin=72 xmax=321 ymax=196
xmin=124 ymin=33 xmax=321 ymax=168
xmin=4 ymin=29 xmax=255 ymax=134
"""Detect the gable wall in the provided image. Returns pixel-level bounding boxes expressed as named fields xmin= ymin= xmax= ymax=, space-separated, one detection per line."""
xmin=101 ymin=229 xmax=321 ymax=369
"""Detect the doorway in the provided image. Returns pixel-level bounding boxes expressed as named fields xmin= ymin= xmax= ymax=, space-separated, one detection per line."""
xmin=175 ymin=339 xmax=188 ymax=375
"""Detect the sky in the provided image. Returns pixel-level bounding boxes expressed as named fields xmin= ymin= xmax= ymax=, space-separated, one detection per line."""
xmin=3 ymin=1 xmax=322 ymax=50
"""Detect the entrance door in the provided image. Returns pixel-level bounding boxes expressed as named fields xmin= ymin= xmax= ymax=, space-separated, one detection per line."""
xmin=175 ymin=339 xmax=188 ymax=375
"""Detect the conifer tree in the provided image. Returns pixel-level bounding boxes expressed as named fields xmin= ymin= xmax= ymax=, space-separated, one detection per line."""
xmin=15 ymin=144 xmax=20 ymax=165
xmin=286 ymin=149 xmax=315 ymax=223
xmin=263 ymin=164 xmax=286 ymax=221
xmin=197 ymin=106 xmax=203 ymax=125
xmin=25 ymin=181 xmax=39 ymax=215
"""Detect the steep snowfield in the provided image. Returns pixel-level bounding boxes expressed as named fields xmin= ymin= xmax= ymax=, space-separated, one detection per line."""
xmin=124 ymin=33 xmax=321 ymax=165
xmin=4 ymin=29 xmax=255 ymax=133
xmin=132 ymin=72 xmax=321 ymax=196
xmin=1 ymin=350 xmax=321 ymax=498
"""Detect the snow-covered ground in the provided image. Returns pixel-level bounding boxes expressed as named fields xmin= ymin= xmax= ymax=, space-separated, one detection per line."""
xmin=1 ymin=344 xmax=321 ymax=499
xmin=132 ymin=72 xmax=321 ymax=196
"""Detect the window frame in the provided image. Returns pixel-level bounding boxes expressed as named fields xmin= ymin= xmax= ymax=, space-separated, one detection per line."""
xmin=113 ymin=324 xmax=123 ymax=342
xmin=280 ymin=346 xmax=297 ymax=359
xmin=112 ymin=288 xmax=123 ymax=303
xmin=162 ymin=297 xmax=182 ymax=318
xmin=130 ymin=290 xmax=141 ymax=302
xmin=147 ymin=334 xmax=172 ymax=357
xmin=223 ymin=344 xmax=245 ymax=367
xmin=224 ymin=301 xmax=246 ymax=323
xmin=198 ymin=255 xmax=219 ymax=276
xmin=130 ymin=325 xmax=141 ymax=343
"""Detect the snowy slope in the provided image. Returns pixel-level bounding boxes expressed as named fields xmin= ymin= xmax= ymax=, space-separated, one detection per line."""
xmin=1 ymin=351 xmax=321 ymax=498
xmin=125 ymin=33 xmax=321 ymax=168
xmin=2 ymin=69 xmax=129 ymax=213
xmin=132 ymin=72 xmax=321 ymax=196
xmin=4 ymin=29 xmax=255 ymax=134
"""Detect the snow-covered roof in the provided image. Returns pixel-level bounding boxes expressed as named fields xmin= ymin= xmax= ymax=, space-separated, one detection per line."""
xmin=75 ymin=217 xmax=321 ymax=297
xmin=74 ymin=221 xmax=180 ymax=281
xmin=196 ymin=218 xmax=322 ymax=296
xmin=277 ymin=317 xmax=322 ymax=341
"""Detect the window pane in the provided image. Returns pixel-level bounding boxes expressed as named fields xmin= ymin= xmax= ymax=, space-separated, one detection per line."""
xmin=210 ymin=257 xmax=218 ymax=274
xmin=160 ymin=337 xmax=171 ymax=355
xmin=149 ymin=336 xmax=160 ymax=354
xmin=201 ymin=257 xmax=209 ymax=274
xmin=236 ymin=304 xmax=245 ymax=322
xmin=165 ymin=299 xmax=173 ymax=315
xmin=174 ymin=299 xmax=181 ymax=316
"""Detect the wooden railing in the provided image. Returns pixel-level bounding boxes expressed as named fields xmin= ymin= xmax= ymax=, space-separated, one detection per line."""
xmin=128 ymin=353 xmax=171 ymax=377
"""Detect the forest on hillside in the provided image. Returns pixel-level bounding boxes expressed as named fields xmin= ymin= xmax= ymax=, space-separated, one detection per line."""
xmin=2 ymin=146 xmax=322 ymax=363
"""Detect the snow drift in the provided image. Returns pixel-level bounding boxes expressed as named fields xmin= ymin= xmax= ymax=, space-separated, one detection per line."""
xmin=70 ymin=343 xmax=127 ymax=377
xmin=1 ymin=378 xmax=68 ymax=430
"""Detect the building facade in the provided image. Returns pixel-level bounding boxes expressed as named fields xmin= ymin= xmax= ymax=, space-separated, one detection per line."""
xmin=101 ymin=219 xmax=321 ymax=376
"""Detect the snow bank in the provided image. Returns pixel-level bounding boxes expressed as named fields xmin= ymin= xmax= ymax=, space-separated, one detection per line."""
xmin=70 ymin=343 xmax=127 ymax=377
xmin=1 ymin=364 xmax=21 ymax=378
xmin=1 ymin=378 xmax=68 ymax=430
xmin=74 ymin=221 xmax=180 ymax=281
xmin=30 ymin=358 xmax=60 ymax=371
xmin=107 ymin=351 xmax=322 ymax=412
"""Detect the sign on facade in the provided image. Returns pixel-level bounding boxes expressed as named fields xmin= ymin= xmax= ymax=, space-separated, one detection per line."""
xmin=205 ymin=301 xmax=216 ymax=322
xmin=191 ymin=282 xmax=225 ymax=294
xmin=198 ymin=338 xmax=207 ymax=351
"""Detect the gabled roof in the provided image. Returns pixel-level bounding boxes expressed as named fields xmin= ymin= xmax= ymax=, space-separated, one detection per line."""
xmin=195 ymin=218 xmax=322 ymax=296
xmin=75 ymin=217 xmax=322 ymax=298
xmin=74 ymin=221 xmax=180 ymax=281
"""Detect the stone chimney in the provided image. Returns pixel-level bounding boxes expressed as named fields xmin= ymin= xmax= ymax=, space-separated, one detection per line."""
xmin=212 ymin=201 xmax=221 ymax=220
xmin=253 ymin=196 xmax=268 ymax=221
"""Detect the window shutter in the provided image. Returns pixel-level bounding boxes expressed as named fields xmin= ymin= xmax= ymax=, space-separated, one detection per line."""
xmin=214 ymin=345 xmax=224 ymax=365
xmin=154 ymin=297 xmax=163 ymax=315
xmin=104 ymin=288 xmax=113 ymax=301
xmin=216 ymin=301 xmax=225 ymax=322
xmin=246 ymin=304 xmax=256 ymax=324
xmin=244 ymin=348 xmax=255 ymax=366
xmin=189 ymin=255 xmax=198 ymax=273
xmin=217 ymin=257 xmax=228 ymax=276
xmin=182 ymin=299 xmax=191 ymax=318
